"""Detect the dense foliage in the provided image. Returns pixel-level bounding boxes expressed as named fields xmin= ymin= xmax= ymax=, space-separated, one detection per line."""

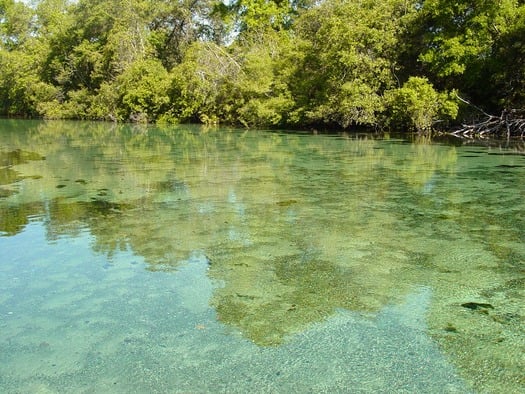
xmin=1 ymin=0 xmax=524 ymax=131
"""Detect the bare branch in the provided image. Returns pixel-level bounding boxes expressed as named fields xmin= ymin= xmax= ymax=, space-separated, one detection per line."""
xmin=452 ymin=108 xmax=525 ymax=139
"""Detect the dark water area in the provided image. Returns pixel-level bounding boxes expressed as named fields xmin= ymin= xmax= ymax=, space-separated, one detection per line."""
xmin=0 ymin=120 xmax=523 ymax=393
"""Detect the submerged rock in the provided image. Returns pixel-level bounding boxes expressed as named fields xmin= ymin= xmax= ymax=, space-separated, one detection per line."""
xmin=461 ymin=302 xmax=494 ymax=310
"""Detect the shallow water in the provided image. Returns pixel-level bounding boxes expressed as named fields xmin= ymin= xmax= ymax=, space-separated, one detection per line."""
xmin=0 ymin=120 xmax=523 ymax=393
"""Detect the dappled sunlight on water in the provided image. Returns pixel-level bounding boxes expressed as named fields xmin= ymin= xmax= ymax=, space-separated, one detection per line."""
xmin=0 ymin=120 xmax=523 ymax=393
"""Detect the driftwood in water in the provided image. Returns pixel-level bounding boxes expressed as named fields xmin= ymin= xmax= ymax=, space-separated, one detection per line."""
xmin=451 ymin=94 xmax=525 ymax=138
xmin=453 ymin=109 xmax=525 ymax=138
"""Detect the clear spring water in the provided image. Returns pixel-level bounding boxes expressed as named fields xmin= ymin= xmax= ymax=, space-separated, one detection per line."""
xmin=0 ymin=120 xmax=523 ymax=393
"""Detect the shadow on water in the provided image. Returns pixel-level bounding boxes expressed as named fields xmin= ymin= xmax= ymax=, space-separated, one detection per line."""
xmin=0 ymin=120 xmax=523 ymax=393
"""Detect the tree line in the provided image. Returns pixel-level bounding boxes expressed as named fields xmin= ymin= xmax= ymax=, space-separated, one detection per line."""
xmin=1 ymin=0 xmax=524 ymax=133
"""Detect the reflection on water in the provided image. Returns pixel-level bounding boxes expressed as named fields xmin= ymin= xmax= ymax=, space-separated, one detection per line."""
xmin=0 ymin=120 xmax=523 ymax=393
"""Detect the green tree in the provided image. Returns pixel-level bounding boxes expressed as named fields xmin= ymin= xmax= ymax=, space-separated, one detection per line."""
xmin=485 ymin=5 xmax=525 ymax=110
xmin=290 ymin=0 xmax=415 ymax=128
xmin=169 ymin=28 xmax=299 ymax=127
xmin=232 ymin=31 xmax=297 ymax=127
xmin=219 ymin=0 xmax=313 ymax=37
xmin=115 ymin=58 xmax=171 ymax=122
xmin=169 ymin=41 xmax=242 ymax=124
xmin=41 ymin=0 xmax=151 ymax=91
xmin=148 ymin=0 xmax=221 ymax=70
xmin=0 ymin=0 xmax=34 ymax=50
xmin=384 ymin=76 xmax=458 ymax=131
xmin=1 ymin=0 xmax=523 ymax=129
xmin=0 ymin=0 xmax=60 ymax=117
xmin=0 ymin=49 xmax=58 ymax=116
xmin=414 ymin=0 xmax=525 ymax=113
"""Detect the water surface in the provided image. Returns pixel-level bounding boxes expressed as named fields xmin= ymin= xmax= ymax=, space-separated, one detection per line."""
xmin=0 ymin=120 xmax=523 ymax=393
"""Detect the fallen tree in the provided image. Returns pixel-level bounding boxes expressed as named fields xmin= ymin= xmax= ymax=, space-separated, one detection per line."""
xmin=453 ymin=109 xmax=525 ymax=138
xmin=451 ymin=95 xmax=525 ymax=138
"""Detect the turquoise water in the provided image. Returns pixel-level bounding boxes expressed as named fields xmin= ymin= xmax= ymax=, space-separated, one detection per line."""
xmin=0 ymin=120 xmax=523 ymax=393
